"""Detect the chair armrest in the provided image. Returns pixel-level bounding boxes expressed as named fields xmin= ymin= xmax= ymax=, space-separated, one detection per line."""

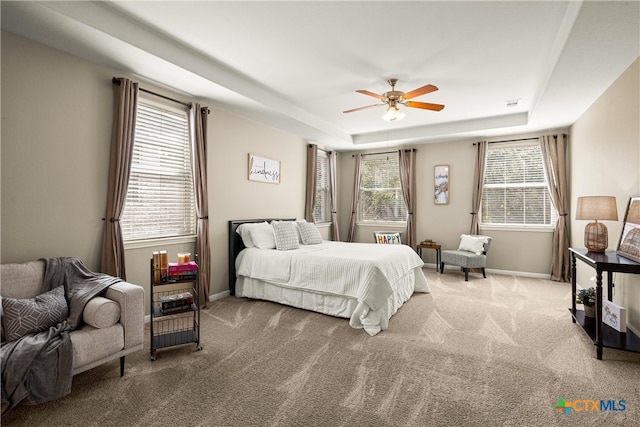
xmin=105 ymin=281 xmax=144 ymax=350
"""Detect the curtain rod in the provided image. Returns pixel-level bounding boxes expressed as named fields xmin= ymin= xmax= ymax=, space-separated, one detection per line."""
xmin=473 ymin=137 xmax=538 ymax=146
xmin=308 ymin=144 xmax=332 ymax=154
xmin=112 ymin=77 xmax=191 ymax=109
xmin=352 ymin=148 xmax=415 ymax=158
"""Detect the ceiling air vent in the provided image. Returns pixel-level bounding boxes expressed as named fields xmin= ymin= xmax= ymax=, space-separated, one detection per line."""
xmin=505 ymin=99 xmax=521 ymax=108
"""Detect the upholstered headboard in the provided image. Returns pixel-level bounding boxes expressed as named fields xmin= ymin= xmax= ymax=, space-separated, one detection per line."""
xmin=227 ymin=218 xmax=295 ymax=295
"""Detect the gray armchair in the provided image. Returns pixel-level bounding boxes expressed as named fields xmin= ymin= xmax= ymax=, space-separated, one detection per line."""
xmin=440 ymin=235 xmax=492 ymax=281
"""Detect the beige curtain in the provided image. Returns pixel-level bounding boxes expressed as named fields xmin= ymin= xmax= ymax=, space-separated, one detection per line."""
xmin=470 ymin=141 xmax=487 ymax=234
xmin=347 ymin=154 xmax=362 ymax=242
xmin=398 ymin=149 xmax=417 ymax=248
xmin=328 ymin=150 xmax=340 ymax=241
xmin=540 ymin=134 xmax=570 ymax=282
xmin=189 ymin=104 xmax=211 ymax=307
xmin=305 ymin=144 xmax=318 ymax=222
xmin=101 ymin=77 xmax=138 ymax=279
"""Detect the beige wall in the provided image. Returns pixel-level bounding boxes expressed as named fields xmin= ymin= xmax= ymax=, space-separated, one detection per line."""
xmin=1 ymin=32 xmax=307 ymax=311
xmin=569 ymin=57 xmax=640 ymax=335
xmin=338 ymin=138 xmax=554 ymax=276
xmin=1 ymin=31 xmax=114 ymax=267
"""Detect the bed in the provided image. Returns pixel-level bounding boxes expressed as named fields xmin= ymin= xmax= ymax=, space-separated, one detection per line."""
xmin=228 ymin=219 xmax=429 ymax=336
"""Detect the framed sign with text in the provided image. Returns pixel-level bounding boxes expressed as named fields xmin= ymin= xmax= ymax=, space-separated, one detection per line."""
xmin=248 ymin=153 xmax=281 ymax=184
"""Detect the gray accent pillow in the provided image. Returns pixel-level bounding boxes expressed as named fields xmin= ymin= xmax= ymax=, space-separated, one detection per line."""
xmin=272 ymin=221 xmax=300 ymax=251
xmin=298 ymin=222 xmax=323 ymax=245
xmin=2 ymin=285 xmax=68 ymax=341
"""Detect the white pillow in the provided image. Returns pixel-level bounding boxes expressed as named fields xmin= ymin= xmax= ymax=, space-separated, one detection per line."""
xmin=297 ymin=222 xmax=322 ymax=245
xmin=272 ymin=221 xmax=300 ymax=251
xmin=236 ymin=223 xmax=257 ymax=248
xmin=458 ymin=234 xmax=487 ymax=255
xmin=249 ymin=222 xmax=276 ymax=249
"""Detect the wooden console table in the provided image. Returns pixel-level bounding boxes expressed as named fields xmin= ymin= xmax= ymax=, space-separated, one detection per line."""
xmin=569 ymin=248 xmax=640 ymax=360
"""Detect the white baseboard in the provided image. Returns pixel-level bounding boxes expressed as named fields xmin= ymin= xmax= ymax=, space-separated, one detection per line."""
xmin=432 ymin=263 xmax=551 ymax=280
xmin=485 ymin=268 xmax=551 ymax=280
xmin=210 ymin=289 xmax=230 ymax=301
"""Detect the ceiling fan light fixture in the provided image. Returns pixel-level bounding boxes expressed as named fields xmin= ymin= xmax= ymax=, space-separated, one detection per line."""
xmin=345 ymin=79 xmax=443 ymax=119
xmin=382 ymin=105 xmax=405 ymax=122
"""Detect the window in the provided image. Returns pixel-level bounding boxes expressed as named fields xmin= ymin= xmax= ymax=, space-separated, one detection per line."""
xmin=312 ymin=152 xmax=330 ymax=223
xmin=480 ymin=142 xmax=557 ymax=227
xmin=358 ymin=154 xmax=407 ymax=222
xmin=120 ymin=99 xmax=196 ymax=241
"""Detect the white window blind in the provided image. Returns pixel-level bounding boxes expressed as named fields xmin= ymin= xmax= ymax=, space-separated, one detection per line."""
xmin=481 ymin=142 xmax=557 ymax=227
xmin=312 ymin=153 xmax=330 ymax=223
xmin=121 ymin=101 xmax=196 ymax=241
xmin=358 ymin=154 xmax=407 ymax=222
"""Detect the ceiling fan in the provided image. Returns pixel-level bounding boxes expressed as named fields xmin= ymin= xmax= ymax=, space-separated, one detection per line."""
xmin=343 ymin=78 xmax=445 ymax=121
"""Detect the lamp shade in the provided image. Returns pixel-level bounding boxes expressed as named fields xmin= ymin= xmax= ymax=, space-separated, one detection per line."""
xmin=576 ymin=196 xmax=618 ymax=221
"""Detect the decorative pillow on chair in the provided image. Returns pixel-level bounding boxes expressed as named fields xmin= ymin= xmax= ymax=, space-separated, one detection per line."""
xmin=272 ymin=221 xmax=300 ymax=251
xmin=458 ymin=234 xmax=487 ymax=255
xmin=297 ymin=222 xmax=323 ymax=245
xmin=83 ymin=297 xmax=121 ymax=329
xmin=1 ymin=285 xmax=68 ymax=341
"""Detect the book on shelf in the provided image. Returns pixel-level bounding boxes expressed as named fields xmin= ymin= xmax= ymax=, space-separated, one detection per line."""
xmin=159 ymin=250 xmax=168 ymax=282
xmin=152 ymin=251 xmax=161 ymax=283
xmin=159 ymin=292 xmax=194 ymax=312
xmin=167 ymin=261 xmax=197 ymax=282
xmin=168 ymin=273 xmax=197 ymax=282
xmin=160 ymin=304 xmax=193 ymax=315
xmin=152 ymin=250 xmax=170 ymax=283
xmin=168 ymin=261 xmax=197 ymax=274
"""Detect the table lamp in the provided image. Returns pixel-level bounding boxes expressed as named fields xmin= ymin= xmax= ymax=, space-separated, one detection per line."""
xmin=576 ymin=196 xmax=618 ymax=252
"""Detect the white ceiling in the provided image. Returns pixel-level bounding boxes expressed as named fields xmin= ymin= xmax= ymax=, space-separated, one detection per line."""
xmin=2 ymin=1 xmax=639 ymax=151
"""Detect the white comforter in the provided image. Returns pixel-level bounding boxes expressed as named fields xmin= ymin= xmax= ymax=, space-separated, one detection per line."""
xmin=235 ymin=241 xmax=429 ymax=335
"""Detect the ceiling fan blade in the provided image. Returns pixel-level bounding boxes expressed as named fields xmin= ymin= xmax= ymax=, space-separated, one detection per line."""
xmin=343 ymin=104 xmax=384 ymax=114
xmin=402 ymin=84 xmax=438 ymax=100
xmin=405 ymin=101 xmax=445 ymax=111
xmin=356 ymin=89 xmax=384 ymax=100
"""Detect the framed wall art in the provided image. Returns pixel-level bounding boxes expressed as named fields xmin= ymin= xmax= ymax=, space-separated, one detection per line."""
xmin=434 ymin=165 xmax=449 ymax=205
xmin=248 ymin=153 xmax=281 ymax=184
xmin=617 ymin=194 xmax=640 ymax=263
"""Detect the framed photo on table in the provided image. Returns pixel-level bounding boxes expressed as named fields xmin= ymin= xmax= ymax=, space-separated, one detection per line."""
xmin=617 ymin=195 xmax=640 ymax=263
xmin=434 ymin=165 xmax=449 ymax=205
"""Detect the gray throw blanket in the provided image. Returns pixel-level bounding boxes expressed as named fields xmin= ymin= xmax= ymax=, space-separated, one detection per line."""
xmin=1 ymin=257 xmax=121 ymax=414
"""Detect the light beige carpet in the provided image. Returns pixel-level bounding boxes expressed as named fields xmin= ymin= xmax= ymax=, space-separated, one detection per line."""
xmin=3 ymin=270 xmax=640 ymax=426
